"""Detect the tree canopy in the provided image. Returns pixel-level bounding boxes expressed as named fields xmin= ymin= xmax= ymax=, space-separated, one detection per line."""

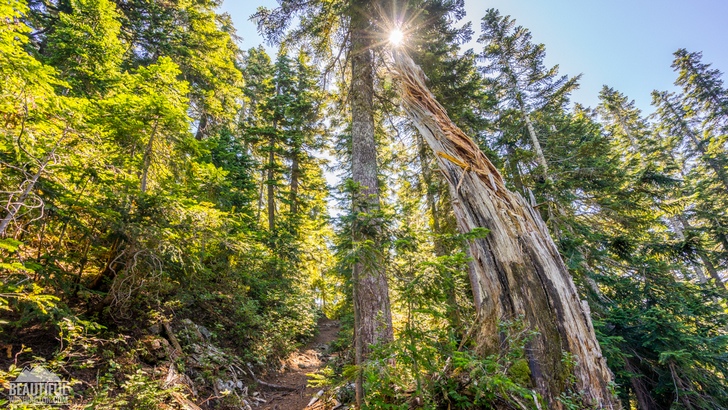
xmin=1 ymin=1 xmax=727 ymax=409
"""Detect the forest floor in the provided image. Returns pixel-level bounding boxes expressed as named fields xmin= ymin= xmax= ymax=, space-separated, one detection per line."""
xmin=259 ymin=317 xmax=340 ymax=410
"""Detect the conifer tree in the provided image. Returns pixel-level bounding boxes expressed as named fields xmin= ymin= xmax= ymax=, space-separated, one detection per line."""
xmin=256 ymin=3 xmax=395 ymax=404
xmin=112 ymin=0 xmax=243 ymax=139
xmin=43 ymin=0 xmax=123 ymax=97
xmin=652 ymin=90 xmax=727 ymax=288
xmin=478 ymin=8 xmax=580 ymax=181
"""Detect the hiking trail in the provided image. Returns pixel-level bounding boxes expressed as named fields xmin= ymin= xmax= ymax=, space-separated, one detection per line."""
xmin=259 ymin=317 xmax=340 ymax=410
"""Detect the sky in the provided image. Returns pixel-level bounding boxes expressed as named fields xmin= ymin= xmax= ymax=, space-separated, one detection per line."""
xmin=220 ymin=0 xmax=728 ymax=114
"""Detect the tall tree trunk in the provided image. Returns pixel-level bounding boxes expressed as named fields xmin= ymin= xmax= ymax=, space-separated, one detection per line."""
xmin=350 ymin=2 xmax=394 ymax=405
xmin=521 ymin=107 xmax=549 ymax=178
xmin=393 ymin=51 xmax=619 ymax=409
xmin=290 ymin=150 xmax=300 ymax=215
xmin=267 ymin=124 xmax=276 ymax=232
xmin=257 ymin=168 xmax=265 ymax=224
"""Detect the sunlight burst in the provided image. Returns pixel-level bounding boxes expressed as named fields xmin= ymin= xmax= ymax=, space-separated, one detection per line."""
xmin=389 ymin=29 xmax=404 ymax=46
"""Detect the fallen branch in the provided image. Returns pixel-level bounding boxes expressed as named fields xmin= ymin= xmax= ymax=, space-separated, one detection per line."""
xmin=162 ymin=321 xmax=183 ymax=358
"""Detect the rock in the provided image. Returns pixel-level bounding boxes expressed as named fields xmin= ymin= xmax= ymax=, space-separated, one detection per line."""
xmin=336 ymin=383 xmax=355 ymax=404
xmin=140 ymin=336 xmax=171 ymax=364
xmin=180 ymin=319 xmax=205 ymax=343
xmin=148 ymin=324 xmax=161 ymax=335
xmin=197 ymin=325 xmax=212 ymax=340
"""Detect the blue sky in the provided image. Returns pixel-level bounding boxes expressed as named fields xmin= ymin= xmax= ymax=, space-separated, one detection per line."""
xmin=221 ymin=0 xmax=728 ymax=114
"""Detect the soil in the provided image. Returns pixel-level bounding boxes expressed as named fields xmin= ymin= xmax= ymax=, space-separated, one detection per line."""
xmin=258 ymin=317 xmax=340 ymax=410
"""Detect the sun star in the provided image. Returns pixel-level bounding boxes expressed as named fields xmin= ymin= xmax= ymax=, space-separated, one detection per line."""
xmin=389 ymin=29 xmax=404 ymax=46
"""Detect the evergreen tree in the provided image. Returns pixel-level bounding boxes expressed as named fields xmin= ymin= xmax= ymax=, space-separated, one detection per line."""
xmin=256 ymin=2 xmax=395 ymax=404
xmin=43 ymin=0 xmax=124 ymax=97
xmin=652 ymin=90 xmax=727 ymax=288
xmin=113 ymin=0 xmax=243 ymax=139
xmin=478 ymin=8 xmax=580 ymax=181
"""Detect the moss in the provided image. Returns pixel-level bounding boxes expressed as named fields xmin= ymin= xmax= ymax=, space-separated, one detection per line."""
xmin=507 ymin=358 xmax=532 ymax=386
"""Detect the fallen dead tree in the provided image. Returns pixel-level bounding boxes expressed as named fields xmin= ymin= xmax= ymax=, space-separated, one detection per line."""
xmin=391 ymin=50 xmax=619 ymax=409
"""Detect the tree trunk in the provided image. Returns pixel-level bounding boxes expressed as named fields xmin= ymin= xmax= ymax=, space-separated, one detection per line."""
xmin=521 ymin=107 xmax=549 ymax=177
xmin=290 ymin=151 xmax=300 ymax=215
xmin=195 ymin=114 xmax=208 ymax=141
xmin=350 ymin=3 xmax=394 ymax=405
xmin=267 ymin=125 xmax=276 ymax=232
xmin=392 ymin=51 xmax=619 ymax=409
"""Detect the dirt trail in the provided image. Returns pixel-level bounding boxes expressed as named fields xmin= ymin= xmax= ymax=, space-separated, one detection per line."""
xmin=259 ymin=317 xmax=340 ymax=410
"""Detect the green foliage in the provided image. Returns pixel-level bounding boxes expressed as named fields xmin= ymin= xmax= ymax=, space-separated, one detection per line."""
xmin=358 ymin=317 xmax=543 ymax=409
xmin=1 ymin=1 xmax=331 ymax=407
xmin=4 ymin=0 xmax=728 ymax=408
xmin=43 ymin=0 xmax=124 ymax=96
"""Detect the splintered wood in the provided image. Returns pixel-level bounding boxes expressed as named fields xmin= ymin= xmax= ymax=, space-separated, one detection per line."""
xmin=391 ymin=50 xmax=620 ymax=409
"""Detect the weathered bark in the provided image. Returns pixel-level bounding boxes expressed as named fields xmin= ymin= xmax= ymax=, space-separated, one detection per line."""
xmin=392 ymin=51 xmax=618 ymax=409
xmin=350 ymin=3 xmax=394 ymax=405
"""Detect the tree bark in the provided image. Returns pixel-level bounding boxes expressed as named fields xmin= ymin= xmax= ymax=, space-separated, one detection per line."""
xmin=521 ymin=107 xmax=549 ymax=177
xmin=267 ymin=128 xmax=276 ymax=232
xmin=289 ymin=150 xmax=300 ymax=215
xmin=350 ymin=2 xmax=394 ymax=406
xmin=393 ymin=51 xmax=619 ymax=409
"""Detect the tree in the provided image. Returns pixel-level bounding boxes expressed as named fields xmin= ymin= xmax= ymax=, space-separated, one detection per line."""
xmin=112 ymin=0 xmax=243 ymax=139
xmin=0 ymin=0 xmax=71 ymax=237
xmin=652 ymin=90 xmax=727 ymax=288
xmin=393 ymin=50 xmax=619 ymax=409
xmin=256 ymin=1 xmax=395 ymax=405
xmin=43 ymin=0 xmax=124 ymax=97
xmin=478 ymin=8 xmax=580 ymax=181
xmin=348 ymin=2 xmax=394 ymax=404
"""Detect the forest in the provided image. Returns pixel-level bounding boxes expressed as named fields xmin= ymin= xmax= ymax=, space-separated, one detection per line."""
xmin=1 ymin=0 xmax=727 ymax=409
